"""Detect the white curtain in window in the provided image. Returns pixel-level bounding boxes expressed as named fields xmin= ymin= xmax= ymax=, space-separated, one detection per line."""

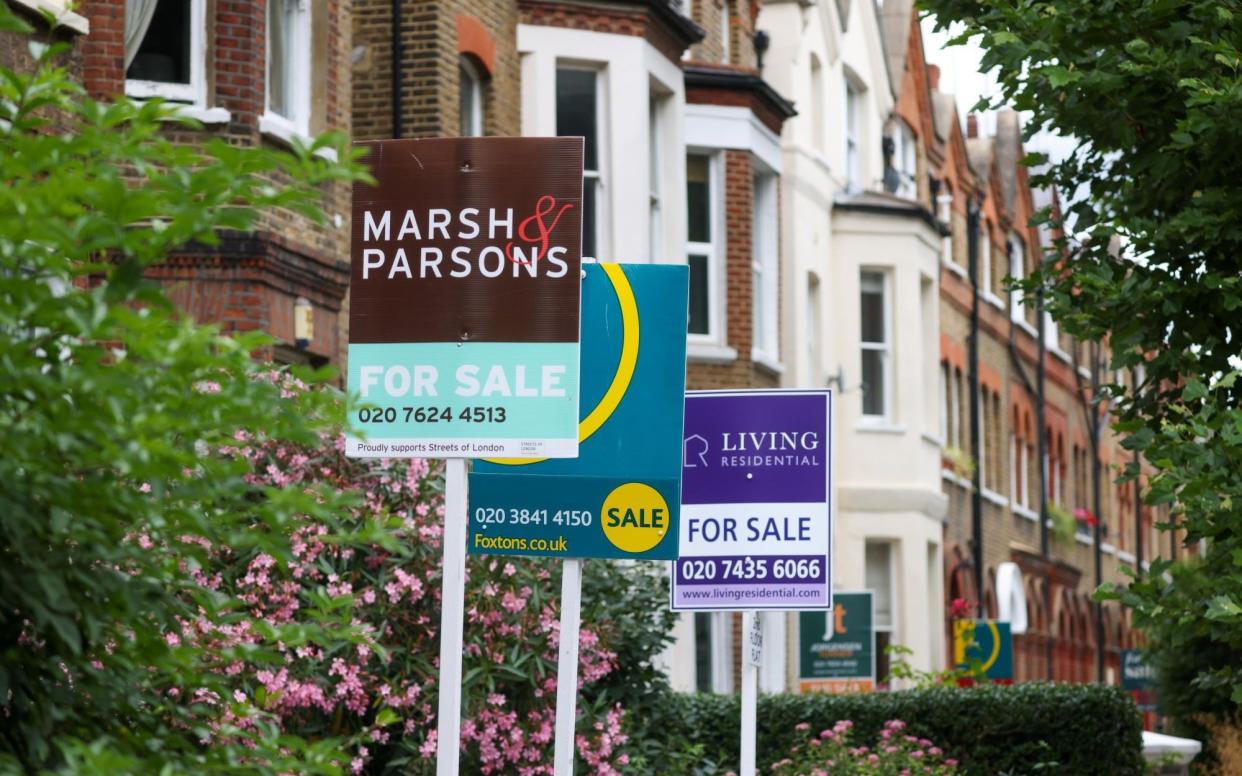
xmin=124 ymin=0 xmax=160 ymax=68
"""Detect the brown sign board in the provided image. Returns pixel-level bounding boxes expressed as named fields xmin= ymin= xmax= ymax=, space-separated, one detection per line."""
xmin=346 ymin=137 xmax=584 ymax=459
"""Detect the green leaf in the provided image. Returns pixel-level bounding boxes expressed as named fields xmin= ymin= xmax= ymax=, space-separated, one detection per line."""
xmin=1205 ymin=595 xmax=1242 ymax=621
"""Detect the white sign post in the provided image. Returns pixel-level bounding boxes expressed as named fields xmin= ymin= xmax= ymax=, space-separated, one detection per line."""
xmin=436 ymin=459 xmax=469 ymax=775
xmin=740 ymin=610 xmax=762 ymax=776
xmin=553 ymin=558 xmax=583 ymax=776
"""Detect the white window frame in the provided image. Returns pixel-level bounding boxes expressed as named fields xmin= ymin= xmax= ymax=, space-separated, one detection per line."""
xmin=806 ymin=274 xmax=822 ymax=384
xmin=648 ymin=94 xmax=662 ymax=261
xmin=694 ymin=612 xmax=734 ymax=694
xmin=978 ymin=387 xmax=988 ymax=490
xmin=844 ymin=77 xmax=863 ymax=193
xmin=865 ymin=541 xmax=897 ymax=633
xmin=125 ymin=0 xmax=208 ymax=107
xmin=262 ymin=0 xmax=313 ymax=140
xmin=719 ymin=0 xmax=731 ymax=64
xmin=751 ymin=172 xmax=779 ymax=363
xmin=809 ymin=53 xmax=825 ymax=153
xmin=686 ymin=151 xmax=725 ymax=345
xmin=939 ymin=362 xmax=950 ymax=443
xmin=951 ymin=367 xmax=963 ymax=449
xmin=893 ymin=119 xmax=917 ymax=199
xmin=1009 ymin=233 xmax=1027 ymax=324
xmin=1009 ymin=430 xmax=1019 ymax=505
xmin=459 ymin=56 xmax=485 ymax=137
xmin=556 ymin=64 xmax=607 ymax=260
xmin=859 ymin=270 xmax=892 ymax=421
xmin=981 ymin=220 xmax=993 ymax=296
xmin=937 ymin=186 xmax=954 ymax=266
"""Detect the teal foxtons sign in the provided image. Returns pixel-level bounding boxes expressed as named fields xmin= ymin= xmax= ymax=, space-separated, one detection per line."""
xmin=954 ymin=620 xmax=1014 ymax=681
xmin=467 ymin=263 xmax=689 ymax=560
xmin=798 ymin=591 xmax=875 ymax=693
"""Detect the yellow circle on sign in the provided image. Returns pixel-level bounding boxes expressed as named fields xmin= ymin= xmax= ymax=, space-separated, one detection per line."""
xmin=601 ymin=483 xmax=669 ymax=554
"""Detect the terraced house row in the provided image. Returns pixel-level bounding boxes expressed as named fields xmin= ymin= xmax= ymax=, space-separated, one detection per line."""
xmin=0 ymin=0 xmax=1195 ymax=694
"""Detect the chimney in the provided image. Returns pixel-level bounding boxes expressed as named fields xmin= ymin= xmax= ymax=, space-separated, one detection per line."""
xmin=966 ymin=113 xmax=978 ymax=139
xmin=928 ymin=64 xmax=940 ymax=92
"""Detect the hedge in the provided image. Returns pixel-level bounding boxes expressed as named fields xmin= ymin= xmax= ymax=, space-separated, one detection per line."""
xmin=641 ymin=683 xmax=1144 ymax=775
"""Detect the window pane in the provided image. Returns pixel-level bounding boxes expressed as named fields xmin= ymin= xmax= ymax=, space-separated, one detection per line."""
xmin=127 ymin=0 xmax=190 ymax=85
xmin=865 ymin=542 xmax=894 ymax=629
xmin=582 ymin=178 xmax=596 ymax=258
xmin=862 ymin=349 xmax=885 ymax=416
xmin=459 ymin=61 xmax=481 ymax=137
xmin=267 ymin=0 xmax=289 ymax=117
xmin=556 ymin=69 xmax=597 ymax=171
xmin=688 ymin=253 xmax=709 ymax=335
xmin=860 ymin=273 xmax=884 ymax=344
xmin=694 ymin=612 xmax=713 ymax=692
xmin=686 ymin=155 xmax=710 ymax=243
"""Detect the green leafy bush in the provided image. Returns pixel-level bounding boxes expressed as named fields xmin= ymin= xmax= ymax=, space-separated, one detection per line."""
xmin=645 ymin=684 xmax=1143 ymax=775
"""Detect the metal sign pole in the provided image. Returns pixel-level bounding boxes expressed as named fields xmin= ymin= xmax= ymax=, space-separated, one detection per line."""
xmin=553 ymin=558 xmax=583 ymax=776
xmin=436 ymin=458 xmax=469 ymax=776
xmin=740 ymin=609 xmax=760 ymax=776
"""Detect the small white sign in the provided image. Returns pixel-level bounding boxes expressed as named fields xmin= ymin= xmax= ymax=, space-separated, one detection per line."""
xmin=746 ymin=611 xmax=763 ymax=667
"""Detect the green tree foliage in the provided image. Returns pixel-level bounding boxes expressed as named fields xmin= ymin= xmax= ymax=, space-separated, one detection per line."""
xmin=0 ymin=8 xmax=388 ymax=772
xmin=919 ymin=0 xmax=1242 ymax=712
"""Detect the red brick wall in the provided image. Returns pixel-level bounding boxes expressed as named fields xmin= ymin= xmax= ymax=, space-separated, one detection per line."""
xmin=519 ymin=0 xmax=692 ymax=62
xmin=352 ymin=0 xmax=520 ymax=140
xmin=68 ymin=0 xmax=354 ymax=366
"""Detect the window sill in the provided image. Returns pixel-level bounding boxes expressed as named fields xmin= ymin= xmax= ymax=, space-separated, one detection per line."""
xmin=941 ymin=258 xmax=967 ymax=279
xmin=752 ymin=352 xmax=785 ymax=377
xmin=11 ymin=0 xmax=89 ymax=33
xmin=983 ymin=291 xmax=1006 ymax=311
xmin=855 ymin=420 xmax=906 ymax=435
xmin=1014 ymin=319 xmax=1039 ymax=339
xmin=1101 ymin=542 xmax=1117 ymax=556
xmin=942 ymin=468 xmax=972 ymax=489
xmin=687 ymin=342 xmax=738 ymax=365
xmin=171 ymin=105 xmax=231 ymax=125
xmin=1117 ymin=549 xmax=1136 ymax=564
xmin=922 ymin=432 xmax=944 ymax=447
xmin=1012 ymin=504 xmax=1039 ymax=522
xmin=1050 ymin=345 xmax=1073 ymax=365
xmin=981 ymin=487 xmax=1008 ymax=507
xmin=260 ymin=113 xmax=337 ymax=162
xmin=1075 ymin=532 xmax=1094 ymax=546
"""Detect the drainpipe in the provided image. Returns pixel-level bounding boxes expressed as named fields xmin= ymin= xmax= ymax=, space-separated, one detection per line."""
xmin=1007 ymin=248 xmax=1052 ymax=680
xmin=1090 ymin=342 xmax=1105 ymax=683
xmin=967 ymin=198 xmax=984 ymax=618
xmin=391 ymin=0 xmax=403 ymax=139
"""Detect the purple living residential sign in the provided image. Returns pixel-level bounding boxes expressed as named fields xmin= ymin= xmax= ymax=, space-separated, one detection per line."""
xmin=672 ymin=389 xmax=834 ymax=611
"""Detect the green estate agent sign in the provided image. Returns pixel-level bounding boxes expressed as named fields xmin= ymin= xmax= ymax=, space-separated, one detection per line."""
xmin=468 ymin=263 xmax=689 ymax=559
xmin=954 ymin=620 xmax=1014 ymax=681
xmin=799 ymin=591 xmax=875 ymax=693
xmin=346 ymin=137 xmax=583 ymax=459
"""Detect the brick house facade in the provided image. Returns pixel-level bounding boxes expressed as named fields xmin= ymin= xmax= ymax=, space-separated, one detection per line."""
xmin=7 ymin=0 xmax=356 ymax=367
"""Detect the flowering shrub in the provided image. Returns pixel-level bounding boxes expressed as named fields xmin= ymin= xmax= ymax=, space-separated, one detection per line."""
xmin=173 ymin=434 xmax=631 ymax=774
xmin=767 ymin=719 xmax=959 ymax=776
